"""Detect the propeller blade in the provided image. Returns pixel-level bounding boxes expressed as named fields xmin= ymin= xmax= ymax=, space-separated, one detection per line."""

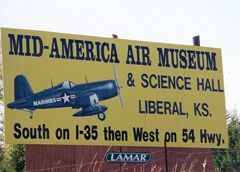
xmin=114 ymin=65 xmax=120 ymax=85
xmin=113 ymin=65 xmax=124 ymax=109
xmin=119 ymin=89 xmax=124 ymax=109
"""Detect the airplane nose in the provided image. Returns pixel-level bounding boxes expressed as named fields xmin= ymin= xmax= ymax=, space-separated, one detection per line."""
xmin=105 ymin=80 xmax=118 ymax=98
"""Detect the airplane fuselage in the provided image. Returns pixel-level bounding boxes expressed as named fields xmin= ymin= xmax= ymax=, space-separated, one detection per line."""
xmin=7 ymin=80 xmax=118 ymax=110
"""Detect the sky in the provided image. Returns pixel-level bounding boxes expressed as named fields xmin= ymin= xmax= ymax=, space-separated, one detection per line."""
xmin=0 ymin=0 xmax=240 ymax=112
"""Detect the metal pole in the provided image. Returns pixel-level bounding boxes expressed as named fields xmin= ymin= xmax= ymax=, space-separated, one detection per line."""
xmin=193 ymin=35 xmax=200 ymax=46
xmin=164 ymin=139 xmax=168 ymax=172
xmin=112 ymin=34 xmax=118 ymax=39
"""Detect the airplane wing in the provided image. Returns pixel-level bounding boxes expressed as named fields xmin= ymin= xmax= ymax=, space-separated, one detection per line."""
xmin=72 ymin=92 xmax=99 ymax=109
xmin=72 ymin=92 xmax=108 ymax=119
xmin=73 ymin=105 xmax=108 ymax=117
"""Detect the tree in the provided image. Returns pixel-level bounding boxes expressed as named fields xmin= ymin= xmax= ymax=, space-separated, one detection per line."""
xmin=213 ymin=110 xmax=240 ymax=171
xmin=9 ymin=145 xmax=25 ymax=172
xmin=0 ymin=38 xmax=25 ymax=172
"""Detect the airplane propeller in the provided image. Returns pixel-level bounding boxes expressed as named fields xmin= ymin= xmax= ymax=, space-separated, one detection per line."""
xmin=113 ymin=65 xmax=124 ymax=109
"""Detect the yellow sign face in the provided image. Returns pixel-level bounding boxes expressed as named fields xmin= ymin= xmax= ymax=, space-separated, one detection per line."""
xmin=1 ymin=28 xmax=227 ymax=148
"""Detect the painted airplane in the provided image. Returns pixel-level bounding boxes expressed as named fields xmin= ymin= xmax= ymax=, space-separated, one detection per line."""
xmin=7 ymin=66 xmax=124 ymax=121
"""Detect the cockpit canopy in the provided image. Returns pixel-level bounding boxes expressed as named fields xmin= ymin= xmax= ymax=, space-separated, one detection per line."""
xmin=55 ymin=81 xmax=76 ymax=89
xmin=62 ymin=81 xmax=76 ymax=89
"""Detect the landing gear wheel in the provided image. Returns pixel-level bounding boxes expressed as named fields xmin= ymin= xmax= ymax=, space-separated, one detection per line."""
xmin=98 ymin=112 xmax=106 ymax=121
xmin=30 ymin=111 xmax=34 ymax=119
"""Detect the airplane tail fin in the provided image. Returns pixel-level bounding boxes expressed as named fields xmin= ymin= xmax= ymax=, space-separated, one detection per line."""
xmin=14 ymin=75 xmax=34 ymax=101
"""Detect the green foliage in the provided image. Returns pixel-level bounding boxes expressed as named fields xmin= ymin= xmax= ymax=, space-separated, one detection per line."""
xmin=0 ymin=145 xmax=4 ymax=165
xmin=9 ymin=144 xmax=25 ymax=172
xmin=213 ymin=111 xmax=240 ymax=171
xmin=0 ymin=145 xmax=15 ymax=172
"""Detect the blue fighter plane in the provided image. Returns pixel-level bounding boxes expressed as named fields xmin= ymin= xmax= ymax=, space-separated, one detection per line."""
xmin=7 ymin=66 xmax=124 ymax=121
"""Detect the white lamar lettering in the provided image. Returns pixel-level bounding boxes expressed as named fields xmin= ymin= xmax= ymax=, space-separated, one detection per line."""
xmin=33 ymin=98 xmax=56 ymax=106
xmin=110 ymin=153 xmax=148 ymax=162
xmin=124 ymin=154 xmax=133 ymax=161
xmin=133 ymin=154 xmax=140 ymax=161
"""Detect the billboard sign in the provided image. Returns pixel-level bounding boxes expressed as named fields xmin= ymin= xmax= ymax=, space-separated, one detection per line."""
xmin=1 ymin=28 xmax=227 ymax=148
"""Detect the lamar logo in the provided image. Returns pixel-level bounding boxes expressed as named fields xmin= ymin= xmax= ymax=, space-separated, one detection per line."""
xmin=105 ymin=152 xmax=151 ymax=163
